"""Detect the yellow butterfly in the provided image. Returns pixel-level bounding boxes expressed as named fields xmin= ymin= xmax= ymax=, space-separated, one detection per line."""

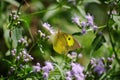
xmin=53 ymin=30 xmax=80 ymax=54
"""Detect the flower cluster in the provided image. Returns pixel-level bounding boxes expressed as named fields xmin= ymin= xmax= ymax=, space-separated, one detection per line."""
xmin=91 ymin=58 xmax=106 ymax=75
xmin=11 ymin=48 xmax=34 ymax=62
xmin=42 ymin=22 xmax=55 ymax=35
xmin=11 ymin=37 xmax=33 ymax=62
xmin=9 ymin=11 xmax=21 ymax=29
xmin=72 ymin=14 xmax=97 ymax=34
xmin=37 ymin=30 xmax=50 ymax=54
xmin=42 ymin=61 xmax=54 ymax=79
xmin=33 ymin=61 xmax=54 ymax=79
xmin=67 ymin=52 xmax=83 ymax=61
xmin=18 ymin=38 xmax=28 ymax=47
xmin=65 ymin=62 xmax=85 ymax=80
xmin=85 ymin=55 xmax=115 ymax=79
xmin=33 ymin=63 xmax=41 ymax=72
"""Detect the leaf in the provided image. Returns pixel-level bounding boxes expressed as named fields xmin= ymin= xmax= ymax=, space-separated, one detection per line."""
xmin=113 ymin=15 xmax=120 ymax=27
xmin=43 ymin=4 xmax=59 ymax=20
xmin=90 ymin=32 xmax=106 ymax=56
xmin=12 ymin=27 xmax=23 ymax=48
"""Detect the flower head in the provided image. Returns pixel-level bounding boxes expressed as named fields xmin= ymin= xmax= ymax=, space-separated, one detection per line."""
xmin=42 ymin=61 xmax=54 ymax=79
xmin=93 ymin=59 xmax=106 ymax=75
xmin=33 ymin=62 xmax=41 ymax=72
xmin=70 ymin=63 xmax=85 ymax=80
xmin=45 ymin=61 xmax=54 ymax=71
xmin=43 ymin=72 xmax=49 ymax=79
xmin=42 ymin=22 xmax=55 ymax=34
xmin=72 ymin=16 xmax=80 ymax=26
xmin=86 ymin=14 xmax=94 ymax=26
xmin=65 ymin=77 xmax=72 ymax=80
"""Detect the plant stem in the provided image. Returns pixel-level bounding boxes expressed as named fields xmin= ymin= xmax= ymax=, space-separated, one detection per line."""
xmin=107 ymin=8 xmax=120 ymax=65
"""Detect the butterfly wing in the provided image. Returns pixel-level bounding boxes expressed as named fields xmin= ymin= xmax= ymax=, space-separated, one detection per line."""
xmin=53 ymin=31 xmax=68 ymax=54
xmin=64 ymin=33 xmax=80 ymax=52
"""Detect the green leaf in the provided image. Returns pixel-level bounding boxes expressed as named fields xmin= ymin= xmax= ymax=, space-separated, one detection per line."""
xmin=90 ymin=32 xmax=106 ymax=56
xmin=113 ymin=15 xmax=120 ymax=28
xmin=43 ymin=4 xmax=59 ymax=20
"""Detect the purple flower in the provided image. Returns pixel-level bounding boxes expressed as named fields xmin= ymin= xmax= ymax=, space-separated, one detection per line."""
xmin=42 ymin=66 xmax=50 ymax=73
xmin=42 ymin=61 xmax=54 ymax=79
xmin=81 ymin=21 xmax=87 ymax=27
xmin=42 ymin=22 xmax=55 ymax=34
xmin=93 ymin=59 xmax=106 ymax=75
xmin=45 ymin=61 xmax=54 ymax=71
xmin=65 ymin=63 xmax=85 ymax=80
xmin=18 ymin=38 xmax=28 ymax=46
xmin=90 ymin=58 xmax=96 ymax=67
xmin=107 ymin=57 xmax=113 ymax=62
xmin=43 ymin=72 xmax=49 ymax=79
xmin=93 ymin=25 xmax=97 ymax=30
xmin=86 ymin=14 xmax=94 ymax=26
xmin=71 ymin=52 xmax=77 ymax=58
xmin=71 ymin=63 xmax=85 ymax=79
xmin=74 ymin=74 xmax=84 ymax=80
xmin=82 ymin=28 xmax=86 ymax=34
xmin=33 ymin=63 xmax=41 ymax=72
xmin=66 ymin=71 xmax=72 ymax=77
xmin=72 ymin=16 xmax=80 ymax=26
xmin=11 ymin=49 xmax=16 ymax=56
xmin=65 ymin=77 xmax=72 ymax=80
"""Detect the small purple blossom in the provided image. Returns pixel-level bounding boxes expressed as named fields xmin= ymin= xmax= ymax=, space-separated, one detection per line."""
xmin=66 ymin=71 xmax=72 ymax=77
xmin=90 ymin=58 xmax=96 ymax=67
xmin=93 ymin=59 xmax=106 ymax=75
xmin=93 ymin=25 xmax=98 ymax=30
xmin=20 ymin=64 xmax=23 ymax=68
xmin=82 ymin=28 xmax=86 ymax=34
xmin=42 ymin=66 xmax=50 ymax=73
xmin=42 ymin=22 xmax=55 ymax=34
xmin=86 ymin=13 xmax=94 ymax=26
xmin=65 ymin=62 xmax=85 ymax=80
xmin=45 ymin=61 xmax=54 ymax=71
xmin=33 ymin=63 xmax=41 ymax=72
xmin=18 ymin=38 xmax=28 ymax=46
xmin=72 ymin=16 xmax=80 ymax=26
xmin=42 ymin=61 xmax=54 ymax=79
xmin=74 ymin=74 xmax=85 ymax=80
xmin=107 ymin=57 xmax=113 ymax=62
xmin=71 ymin=63 xmax=85 ymax=80
xmin=16 ymin=49 xmax=33 ymax=62
xmin=71 ymin=52 xmax=77 ymax=58
xmin=65 ymin=77 xmax=72 ymax=80
xmin=11 ymin=49 xmax=16 ymax=56
xmin=81 ymin=21 xmax=87 ymax=27
xmin=43 ymin=72 xmax=49 ymax=79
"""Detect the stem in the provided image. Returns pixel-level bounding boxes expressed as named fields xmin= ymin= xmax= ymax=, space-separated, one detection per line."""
xmin=9 ymin=30 xmax=13 ymax=54
xmin=107 ymin=8 xmax=120 ymax=65
xmin=54 ymin=63 xmax=65 ymax=80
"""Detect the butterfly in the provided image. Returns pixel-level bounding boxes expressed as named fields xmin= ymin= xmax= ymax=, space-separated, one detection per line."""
xmin=53 ymin=30 xmax=80 ymax=54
